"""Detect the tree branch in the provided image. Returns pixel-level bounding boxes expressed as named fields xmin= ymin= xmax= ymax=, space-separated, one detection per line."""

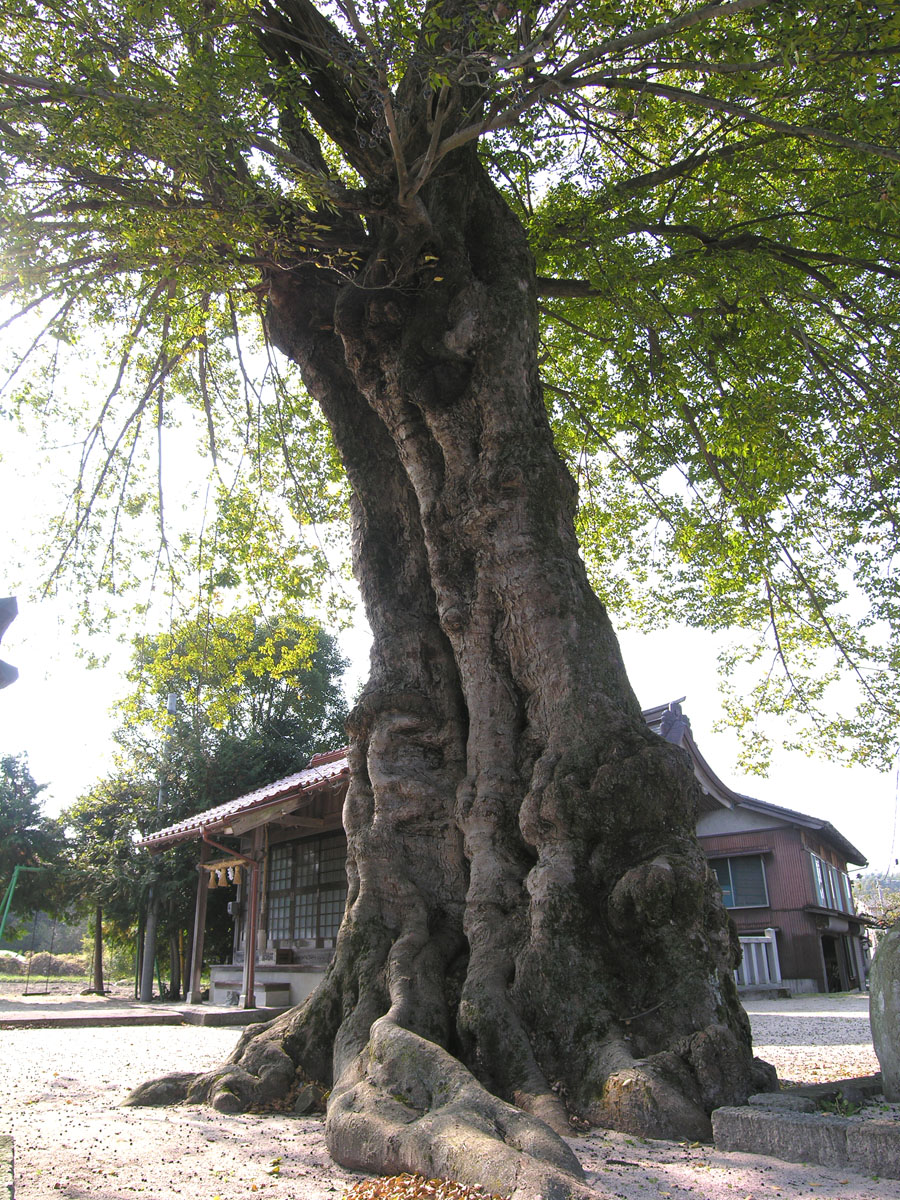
xmin=425 ymin=0 xmax=772 ymax=165
xmin=526 ymin=0 xmax=773 ymax=88
xmin=599 ymin=133 xmax=781 ymax=200
xmin=254 ymin=0 xmax=385 ymax=180
xmin=630 ymin=221 xmax=900 ymax=281
xmin=587 ymin=76 xmax=900 ymax=165
xmin=536 ymin=277 xmax=601 ymax=298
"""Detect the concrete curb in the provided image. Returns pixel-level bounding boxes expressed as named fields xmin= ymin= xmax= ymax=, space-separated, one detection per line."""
xmin=0 ymin=1006 xmax=289 ymax=1030
xmin=713 ymin=1076 xmax=900 ymax=1180
xmin=0 ymin=1135 xmax=13 ymax=1200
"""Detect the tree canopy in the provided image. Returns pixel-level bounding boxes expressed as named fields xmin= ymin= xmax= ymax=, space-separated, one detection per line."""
xmin=1 ymin=0 xmax=899 ymax=768
xmin=60 ymin=772 xmax=156 ymax=952
xmin=114 ymin=605 xmax=348 ymax=799
xmin=855 ymin=871 xmax=900 ymax=929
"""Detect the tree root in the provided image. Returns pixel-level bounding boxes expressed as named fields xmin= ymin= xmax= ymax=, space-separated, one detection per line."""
xmin=123 ymin=1011 xmax=300 ymax=1112
xmin=326 ymin=1018 xmax=597 ymax=1200
xmin=125 ymin=1012 xmax=597 ymax=1198
xmin=345 ymin=1174 xmax=516 ymax=1200
xmin=124 ymin=1005 xmax=775 ymax=1199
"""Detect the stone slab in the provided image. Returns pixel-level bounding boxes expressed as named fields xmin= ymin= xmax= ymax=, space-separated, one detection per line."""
xmin=0 ymin=1134 xmax=12 ymax=1200
xmin=0 ymin=1013 xmax=186 ymax=1030
xmin=747 ymin=1092 xmax=817 ymax=1112
xmin=713 ymin=1102 xmax=900 ymax=1179
xmin=185 ymin=1005 xmax=290 ymax=1027
xmin=869 ymin=922 xmax=900 ymax=1100
xmin=790 ymin=1075 xmax=883 ymax=1102
xmin=847 ymin=1119 xmax=900 ymax=1178
xmin=713 ymin=1107 xmax=850 ymax=1168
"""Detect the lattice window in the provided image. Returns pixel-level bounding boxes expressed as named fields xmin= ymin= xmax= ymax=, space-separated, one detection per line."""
xmin=268 ymin=893 xmax=293 ymax=940
xmin=266 ymin=844 xmax=295 ymax=940
xmin=266 ymin=832 xmax=348 ymax=947
xmin=269 ymin=844 xmax=293 ymax=888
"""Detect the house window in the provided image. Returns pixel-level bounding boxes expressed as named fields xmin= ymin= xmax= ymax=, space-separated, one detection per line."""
xmin=810 ymin=853 xmax=852 ymax=913
xmin=266 ymin=832 xmax=348 ymax=947
xmin=709 ymin=855 xmax=769 ymax=908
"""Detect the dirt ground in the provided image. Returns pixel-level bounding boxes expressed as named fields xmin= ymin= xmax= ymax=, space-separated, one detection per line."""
xmin=0 ymin=991 xmax=894 ymax=1200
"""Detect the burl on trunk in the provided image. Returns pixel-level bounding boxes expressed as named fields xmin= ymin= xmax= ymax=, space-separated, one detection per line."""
xmin=127 ymin=152 xmax=773 ymax=1199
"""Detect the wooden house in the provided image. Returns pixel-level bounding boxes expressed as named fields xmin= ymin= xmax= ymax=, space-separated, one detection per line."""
xmin=139 ymin=702 xmax=871 ymax=1007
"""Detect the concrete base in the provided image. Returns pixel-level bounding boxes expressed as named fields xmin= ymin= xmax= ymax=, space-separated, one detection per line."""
xmin=213 ymin=982 xmax=291 ymax=1008
xmin=209 ymin=965 xmax=322 ymax=1007
xmin=181 ymin=1005 xmax=290 ymax=1026
xmin=713 ymin=1076 xmax=900 ymax=1179
xmin=0 ymin=1135 xmax=12 ymax=1200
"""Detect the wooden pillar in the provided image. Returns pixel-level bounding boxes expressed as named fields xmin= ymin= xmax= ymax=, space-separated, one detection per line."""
xmin=187 ymin=841 xmax=211 ymax=1004
xmin=239 ymin=828 xmax=263 ymax=1009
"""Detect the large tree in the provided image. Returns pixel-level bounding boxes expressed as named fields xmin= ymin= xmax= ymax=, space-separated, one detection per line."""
xmin=115 ymin=607 xmax=349 ymax=805
xmin=3 ymin=2 xmax=900 ymax=1196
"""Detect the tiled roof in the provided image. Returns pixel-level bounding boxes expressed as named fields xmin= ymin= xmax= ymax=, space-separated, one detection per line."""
xmin=138 ymin=750 xmax=349 ymax=851
xmin=644 ymin=699 xmax=752 ymax=813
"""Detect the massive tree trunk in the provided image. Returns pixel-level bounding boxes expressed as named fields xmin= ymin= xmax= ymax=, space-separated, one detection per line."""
xmin=127 ymin=147 xmax=773 ymax=1197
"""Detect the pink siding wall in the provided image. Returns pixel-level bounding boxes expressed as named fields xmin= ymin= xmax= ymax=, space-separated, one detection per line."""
xmin=698 ymin=825 xmax=855 ymax=989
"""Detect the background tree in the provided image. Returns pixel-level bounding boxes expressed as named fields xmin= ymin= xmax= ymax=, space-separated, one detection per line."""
xmin=60 ymin=775 xmax=155 ymax=992
xmin=3 ymin=3 xmax=900 ymax=1197
xmin=0 ymin=754 xmax=65 ymax=939
xmin=854 ymin=873 xmax=900 ymax=931
xmin=60 ymin=606 xmax=348 ymax=997
xmin=116 ymin=606 xmax=349 ymax=808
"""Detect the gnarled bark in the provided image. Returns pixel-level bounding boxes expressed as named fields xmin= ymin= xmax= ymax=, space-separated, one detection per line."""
xmin=126 ymin=144 xmax=774 ymax=1199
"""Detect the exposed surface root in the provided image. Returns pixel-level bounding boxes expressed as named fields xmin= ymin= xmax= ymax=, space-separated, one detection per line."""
xmin=122 ymin=1070 xmax=198 ymax=1107
xmin=124 ymin=1017 xmax=297 ymax=1113
xmin=327 ymin=1018 xmax=597 ymax=1200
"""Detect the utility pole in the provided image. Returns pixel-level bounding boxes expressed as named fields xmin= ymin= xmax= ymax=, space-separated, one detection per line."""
xmin=139 ymin=691 xmax=178 ymax=1002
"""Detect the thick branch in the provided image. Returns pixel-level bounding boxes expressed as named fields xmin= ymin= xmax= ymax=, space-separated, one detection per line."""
xmin=255 ymin=0 xmax=386 ymax=180
xmin=426 ymin=0 xmax=772 ymax=165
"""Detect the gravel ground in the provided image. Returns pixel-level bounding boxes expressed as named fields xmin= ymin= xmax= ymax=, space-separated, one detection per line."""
xmin=0 ymin=992 xmax=894 ymax=1200
xmin=744 ymin=992 xmax=880 ymax=1087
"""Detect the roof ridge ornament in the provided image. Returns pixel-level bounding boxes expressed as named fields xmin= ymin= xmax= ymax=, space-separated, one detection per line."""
xmin=660 ymin=697 xmax=690 ymax=742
